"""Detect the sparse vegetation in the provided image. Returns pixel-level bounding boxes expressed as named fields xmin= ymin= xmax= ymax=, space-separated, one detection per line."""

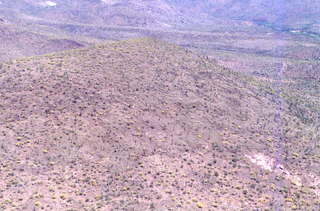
xmin=0 ymin=1 xmax=320 ymax=210
xmin=0 ymin=38 xmax=319 ymax=210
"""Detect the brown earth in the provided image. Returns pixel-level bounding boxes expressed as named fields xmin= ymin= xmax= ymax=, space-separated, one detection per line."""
xmin=0 ymin=38 xmax=319 ymax=210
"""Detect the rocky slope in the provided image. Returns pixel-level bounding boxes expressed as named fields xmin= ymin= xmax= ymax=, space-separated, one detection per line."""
xmin=0 ymin=38 xmax=319 ymax=210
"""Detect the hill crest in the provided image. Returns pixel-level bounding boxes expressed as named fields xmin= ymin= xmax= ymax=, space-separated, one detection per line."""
xmin=0 ymin=38 xmax=318 ymax=210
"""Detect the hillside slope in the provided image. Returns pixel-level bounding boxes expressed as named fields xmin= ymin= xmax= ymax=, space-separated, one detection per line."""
xmin=0 ymin=39 xmax=319 ymax=210
xmin=0 ymin=22 xmax=84 ymax=62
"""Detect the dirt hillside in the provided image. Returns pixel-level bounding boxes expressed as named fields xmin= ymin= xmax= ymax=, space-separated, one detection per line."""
xmin=0 ymin=38 xmax=318 ymax=210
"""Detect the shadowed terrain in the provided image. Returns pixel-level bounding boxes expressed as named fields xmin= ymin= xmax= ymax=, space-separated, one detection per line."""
xmin=0 ymin=21 xmax=85 ymax=62
xmin=0 ymin=38 xmax=319 ymax=210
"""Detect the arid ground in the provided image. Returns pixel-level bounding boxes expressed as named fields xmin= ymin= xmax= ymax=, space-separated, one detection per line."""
xmin=0 ymin=1 xmax=320 ymax=210
xmin=0 ymin=39 xmax=319 ymax=210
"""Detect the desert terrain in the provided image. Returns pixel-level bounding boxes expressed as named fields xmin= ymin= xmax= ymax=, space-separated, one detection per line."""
xmin=0 ymin=1 xmax=319 ymax=210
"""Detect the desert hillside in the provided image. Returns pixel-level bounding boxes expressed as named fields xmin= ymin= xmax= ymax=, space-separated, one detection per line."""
xmin=0 ymin=22 xmax=85 ymax=62
xmin=0 ymin=38 xmax=319 ymax=210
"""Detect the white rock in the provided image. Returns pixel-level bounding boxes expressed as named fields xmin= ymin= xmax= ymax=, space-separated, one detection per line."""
xmin=41 ymin=1 xmax=57 ymax=7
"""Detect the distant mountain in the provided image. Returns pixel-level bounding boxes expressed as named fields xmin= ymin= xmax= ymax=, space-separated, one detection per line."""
xmin=0 ymin=0 xmax=188 ymax=28
xmin=1 ymin=0 xmax=320 ymax=33
xmin=168 ymin=0 xmax=320 ymax=32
